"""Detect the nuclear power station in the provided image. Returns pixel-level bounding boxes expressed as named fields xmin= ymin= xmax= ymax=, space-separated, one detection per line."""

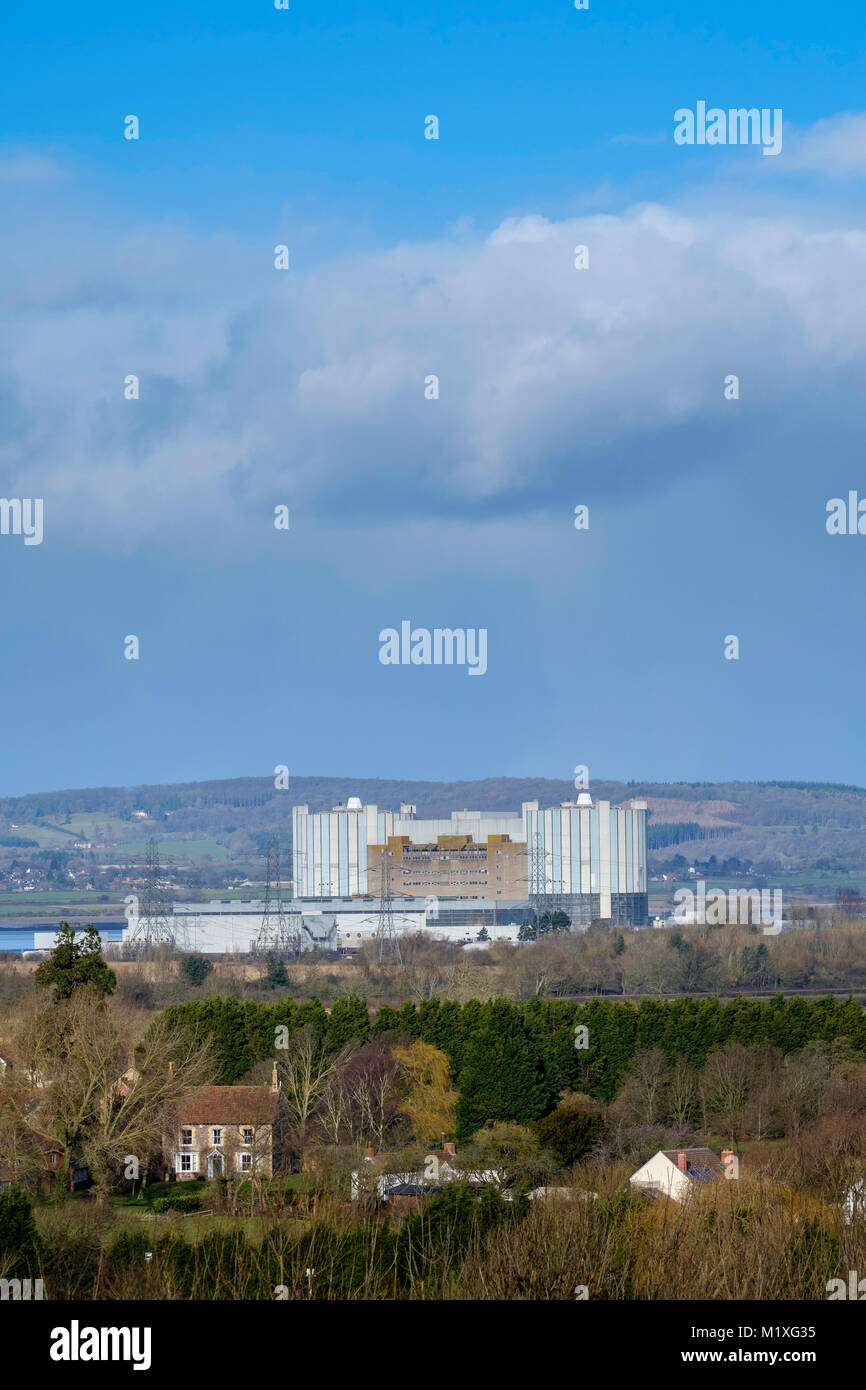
xmin=292 ymin=793 xmax=648 ymax=928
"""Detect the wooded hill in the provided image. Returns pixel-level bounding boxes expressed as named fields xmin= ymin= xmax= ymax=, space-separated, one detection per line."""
xmin=2 ymin=776 xmax=866 ymax=881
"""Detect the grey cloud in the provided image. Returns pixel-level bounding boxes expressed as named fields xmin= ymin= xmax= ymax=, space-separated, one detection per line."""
xmin=2 ymin=138 xmax=866 ymax=552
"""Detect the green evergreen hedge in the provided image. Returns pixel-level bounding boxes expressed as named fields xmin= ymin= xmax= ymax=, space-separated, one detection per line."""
xmin=158 ymin=992 xmax=866 ymax=1131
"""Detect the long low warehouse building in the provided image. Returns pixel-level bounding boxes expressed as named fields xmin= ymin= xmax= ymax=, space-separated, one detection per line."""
xmin=0 ymin=902 xmax=526 ymax=956
xmin=0 ymin=922 xmax=126 ymax=956
xmin=163 ymin=898 xmax=527 ymax=952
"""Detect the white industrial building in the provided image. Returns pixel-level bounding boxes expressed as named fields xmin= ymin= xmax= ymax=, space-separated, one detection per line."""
xmin=296 ymin=898 xmax=523 ymax=949
xmin=293 ymin=793 xmax=648 ymax=926
xmin=123 ymin=897 xmax=524 ymax=955
xmin=110 ymin=791 xmax=648 ymax=956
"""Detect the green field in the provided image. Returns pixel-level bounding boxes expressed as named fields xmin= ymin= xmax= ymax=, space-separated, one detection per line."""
xmin=2 ymin=812 xmax=140 ymax=847
xmin=0 ymin=890 xmax=119 ymax=919
xmin=2 ymin=822 xmax=76 ymax=847
xmin=112 ymin=839 xmax=229 ymax=861
xmin=0 ymin=890 xmax=111 ymax=903
xmin=64 ymin=812 xmax=135 ymax=836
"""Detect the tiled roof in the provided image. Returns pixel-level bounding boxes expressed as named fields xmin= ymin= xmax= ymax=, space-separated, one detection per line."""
xmin=173 ymin=1085 xmax=281 ymax=1126
xmin=661 ymin=1147 xmax=724 ymax=1174
xmin=386 ymin=1183 xmax=443 ymax=1197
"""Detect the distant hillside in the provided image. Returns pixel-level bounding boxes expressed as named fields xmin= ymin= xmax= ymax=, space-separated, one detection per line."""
xmin=1 ymin=777 xmax=866 ymax=888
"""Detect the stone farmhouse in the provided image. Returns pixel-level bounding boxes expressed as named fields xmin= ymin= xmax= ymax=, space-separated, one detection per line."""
xmin=163 ymin=1067 xmax=287 ymax=1181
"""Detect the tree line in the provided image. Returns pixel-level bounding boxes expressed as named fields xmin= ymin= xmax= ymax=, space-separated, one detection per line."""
xmin=161 ymin=992 xmax=866 ymax=1137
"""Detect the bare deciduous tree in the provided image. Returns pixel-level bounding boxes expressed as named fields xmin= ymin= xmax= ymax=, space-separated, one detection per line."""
xmin=24 ymin=990 xmax=216 ymax=1200
xmin=277 ymin=1025 xmax=355 ymax=1161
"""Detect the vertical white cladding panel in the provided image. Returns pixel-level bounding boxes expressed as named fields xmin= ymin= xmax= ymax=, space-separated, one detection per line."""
xmin=633 ymin=809 xmax=642 ymax=893
xmin=561 ymin=808 xmax=572 ymax=894
xmin=579 ymin=807 xmax=591 ymax=893
xmin=598 ymin=800 xmax=611 ymax=919
xmin=639 ymin=808 xmax=646 ymax=891
xmin=329 ymin=813 xmax=340 ymax=898
xmin=618 ymin=809 xmax=628 ymax=897
xmin=312 ymin=817 xmax=322 ymax=896
xmin=312 ymin=811 xmax=323 ymax=895
xmin=544 ymin=808 xmax=554 ymax=893
xmin=292 ymin=808 xmax=301 ymax=895
xmin=302 ymin=815 xmax=312 ymax=898
xmin=526 ymin=807 xmax=536 ymax=891
xmin=348 ymin=811 xmax=359 ymax=895
xmin=294 ymin=808 xmax=311 ymax=898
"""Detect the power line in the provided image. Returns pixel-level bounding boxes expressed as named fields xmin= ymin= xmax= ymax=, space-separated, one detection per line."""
xmin=129 ymin=839 xmax=176 ymax=950
xmin=254 ymin=835 xmax=301 ymax=957
xmin=375 ymin=845 xmax=402 ymax=964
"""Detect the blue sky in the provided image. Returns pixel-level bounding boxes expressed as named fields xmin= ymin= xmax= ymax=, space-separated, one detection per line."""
xmin=2 ymin=1 xmax=866 ymax=795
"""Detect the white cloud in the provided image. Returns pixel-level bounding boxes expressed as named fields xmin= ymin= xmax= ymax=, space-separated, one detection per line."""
xmin=0 ymin=152 xmax=65 ymax=184
xmin=3 ymin=126 xmax=866 ymax=552
xmin=781 ymin=112 xmax=866 ymax=174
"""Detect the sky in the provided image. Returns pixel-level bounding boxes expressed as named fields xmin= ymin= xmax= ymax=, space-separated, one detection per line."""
xmin=2 ymin=1 xmax=866 ymax=795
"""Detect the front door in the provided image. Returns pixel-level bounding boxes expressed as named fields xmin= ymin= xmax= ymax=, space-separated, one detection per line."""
xmin=208 ymin=1152 xmax=223 ymax=1178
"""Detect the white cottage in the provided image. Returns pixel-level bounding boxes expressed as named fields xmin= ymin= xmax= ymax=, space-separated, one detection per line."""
xmin=630 ymin=1147 xmax=732 ymax=1203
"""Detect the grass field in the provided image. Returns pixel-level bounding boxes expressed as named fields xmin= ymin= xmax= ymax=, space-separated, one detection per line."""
xmin=0 ymin=889 xmax=119 ymax=919
xmin=112 ymin=839 xmax=229 ymax=861
xmin=2 ymin=822 xmax=76 ymax=847
xmin=42 ymin=1200 xmax=300 ymax=1247
xmin=2 ymin=812 xmax=137 ymax=847
xmin=0 ymin=890 xmax=112 ymax=903
xmin=100 ymin=1178 xmax=308 ymax=1242
xmin=64 ymin=813 xmax=135 ymax=837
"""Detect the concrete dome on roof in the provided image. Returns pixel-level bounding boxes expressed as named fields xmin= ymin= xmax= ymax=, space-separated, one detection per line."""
xmin=346 ymin=796 xmax=362 ymax=810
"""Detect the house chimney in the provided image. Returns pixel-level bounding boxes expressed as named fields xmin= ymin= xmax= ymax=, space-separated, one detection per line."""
xmin=443 ymin=1141 xmax=456 ymax=1157
xmin=677 ymin=1150 xmax=688 ymax=1173
xmin=271 ymin=1062 xmax=279 ymax=1092
xmin=364 ymin=1141 xmax=375 ymax=1161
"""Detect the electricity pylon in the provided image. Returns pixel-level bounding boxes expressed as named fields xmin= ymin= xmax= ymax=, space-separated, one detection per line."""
xmin=255 ymin=836 xmax=301 ymax=957
xmin=129 ymin=839 xmax=175 ymax=950
xmin=525 ymin=826 xmax=569 ymax=930
xmin=375 ymin=846 xmax=402 ymax=964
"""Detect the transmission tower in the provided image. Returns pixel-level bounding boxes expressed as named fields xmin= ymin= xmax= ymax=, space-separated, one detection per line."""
xmin=375 ymin=846 xmax=402 ymax=964
xmin=255 ymin=836 xmax=301 ymax=957
xmin=129 ymin=839 xmax=176 ymax=950
xmin=528 ymin=829 xmax=550 ymax=923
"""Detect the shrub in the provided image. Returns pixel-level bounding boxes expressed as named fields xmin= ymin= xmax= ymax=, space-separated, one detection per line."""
xmin=0 ymin=1187 xmax=46 ymax=1276
xmin=107 ymin=1228 xmax=151 ymax=1270
xmin=182 ymin=955 xmax=214 ymax=988
xmin=118 ymin=972 xmax=156 ymax=1007
xmin=534 ymin=1100 xmax=607 ymax=1168
xmin=152 ymin=1192 xmax=202 ymax=1214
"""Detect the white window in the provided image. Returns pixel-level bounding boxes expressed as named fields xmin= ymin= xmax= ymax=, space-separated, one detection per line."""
xmin=211 ymin=1128 xmax=223 ymax=1147
xmin=241 ymin=1127 xmax=254 ymax=1146
xmin=180 ymin=1128 xmax=193 ymax=1147
xmin=237 ymin=1152 xmax=253 ymax=1173
xmin=176 ymin=1152 xmax=198 ymax=1173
